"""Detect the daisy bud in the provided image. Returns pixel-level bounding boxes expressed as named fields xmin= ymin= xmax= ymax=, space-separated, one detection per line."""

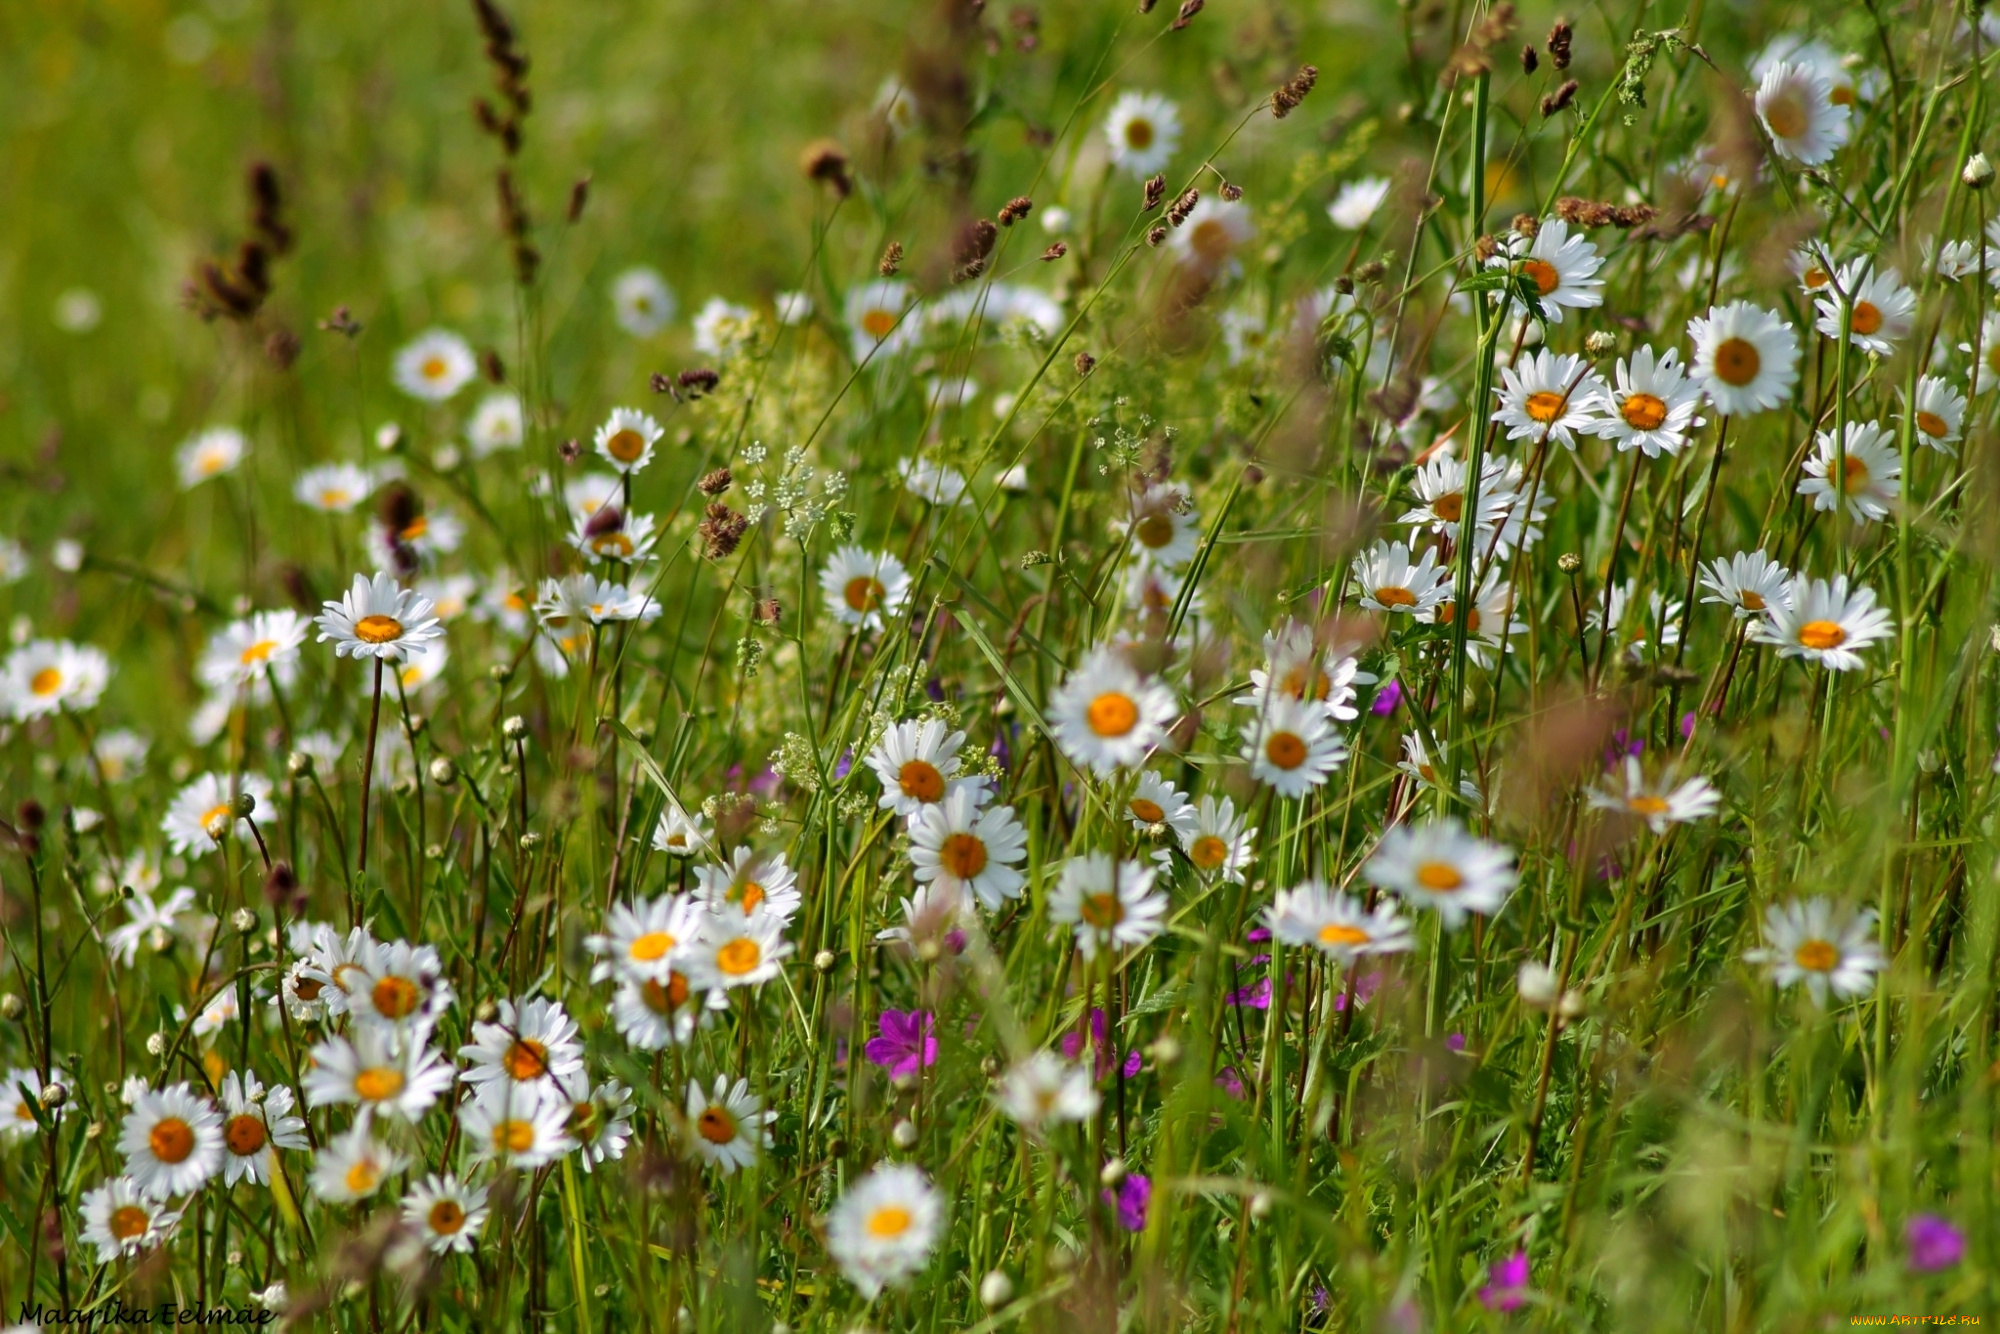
xmin=0 ymin=994 xmax=22 ymax=1020
xmin=146 ymin=1032 xmax=168 ymax=1056
xmin=891 ymin=1118 xmax=919 ymax=1148
xmin=1249 ymin=1190 xmax=1272 ymax=1219
xmin=232 ymin=908 xmax=257 ymax=933
xmin=234 ymin=792 xmax=259 ymax=818
xmin=980 ymin=1055 xmax=1003 ymax=1078
xmin=519 ymin=832 xmax=541 ymax=851
xmin=502 ymin=715 xmax=528 ymax=741
xmin=428 ymin=757 xmax=458 ymax=787
xmin=1584 ymin=330 xmax=1616 ymax=356
xmin=979 ymin=1271 xmax=1015 ymax=1309
xmin=813 ymin=949 xmax=836 ymax=972
xmin=1517 ymin=962 xmax=1560 ymax=1008
xmin=203 ymin=810 xmax=232 ymax=840
xmin=226 ymin=1249 xmax=244 ymax=1269
xmin=489 ymin=663 xmax=513 ymax=683
xmin=85 ymin=1120 xmax=103 ymax=1139
xmin=425 ymin=843 xmax=445 ymax=859
xmin=1557 ymin=552 xmax=1582 ymax=573
xmin=286 ymin=750 xmax=313 ymax=778
xmin=1966 ymin=153 xmax=1994 ymax=190
xmin=1100 ymin=1158 xmax=1127 ymax=1187
xmin=39 ymin=1081 xmax=66 ymax=1110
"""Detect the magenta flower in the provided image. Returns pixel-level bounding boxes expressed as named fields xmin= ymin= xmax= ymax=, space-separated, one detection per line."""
xmin=1061 ymin=1008 xmax=1141 ymax=1080
xmin=1478 ymin=1250 xmax=1531 ymax=1311
xmin=863 ymin=1009 xmax=937 ymax=1079
xmin=1906 ymin=1214 xmax=1966 ymax=1273
xmin=1101 ymin=1171 xmax=1150 ymax=1231
xmin=1371 ymin=679 xmax=1403 ymax=715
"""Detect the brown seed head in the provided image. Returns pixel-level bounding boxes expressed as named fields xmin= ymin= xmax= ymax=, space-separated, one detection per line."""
xmin=998 ymin=196 xmax=1034 ymax=226
xmin=879 ymin=240 xmax=905 ymax=277
xmin=697 ymin=468 xmax=733 ymax=497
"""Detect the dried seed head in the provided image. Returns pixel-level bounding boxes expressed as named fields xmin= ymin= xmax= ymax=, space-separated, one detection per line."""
xmin=1540 ymin=78 xmax=1580 ymax=118
xmin=1143 ymin=174 xmax=1167 ymax=211
xmin=1547 ymin=19 xmax=1573 ymax=69
xmin=1521 ymin=44 xmax=1539 ymax=74
xmin=800 ymin=140 xmax=853 ymax=197
xmin=1219 ymin=181 xmax=1243 ymax=202
xmin=754 ymin=596 xmax=782 ymax=625
xmin=649 ymin=372 xmax=674 ymax=396
xmin=1166 ymin=187 xmax=1200 ymax=227
xmin=1268 ymin=63 xmax=1318 ymax=118
xmin=1555 ymin=196 xmax=1659 ymax=228
xmin=1355 ymin=259 xmax=1386 ymax=283
xmin=1074 ymin=351 xmax=1097 ymax=377
xmin=480 ymin=347 xmax=507 ymax=384
xmin=699 ymin=502 xmax=750 ymax=560
xmin=558 ymin=438 xmax=582 ymax=464
xmin=1146 ymin=223 xmax=1169 ymax=247
xmin=697 ymin=467 xmax=733 ymax=496
xmin=952 ymin=217 xmax=1000 ymax=282
xmin=265 ymin=327 xmax=301 ymax=371
xmin=1511 ymin=213 xmax=1539 ymax=239
xmin=678 ymin=367 xmax=721 ymax=399
xmin=16 ymin=800 xmax=44 ymax=831
xmin=998 ymin=195 xmax=1034 ymax=226
xmin=1472 ymin=234 xmax=1502 ymax=263
xmin=1169 ymin=0 xmax=1202 ymax=29
xmin=566 ymin=176 xmax=590 ymax=224
xmin=879 ymin=240 xmax=905 ymax=277
xmin=1040 ymin=241 xmax=1067 ymax=261
xmin=262 ymin=862 xmax=299 ymax=909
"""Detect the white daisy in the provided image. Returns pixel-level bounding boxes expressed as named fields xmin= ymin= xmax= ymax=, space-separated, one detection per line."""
xmin=610 ymin=969 xmax=722 ymax=1049
xmin=176 ymin=427 xmax=248 ymax=489
xmin=593 ymin=406 xmax=664 ymax=474
xmin=775 ymin=290 xmax=815 ymax=325
xmin=457 ymin=997 xmax=585 ymax=1099
xmin=1753 ymin=574 xmax=1894 ymax=671
xmin=1048 ymin=853 xmax=1166 ymax=960
xmin=1789 ymin=245 xmax=1838 ymax=296
xmin=161 ymin=772 xmax=273 ymax=858
xmin=1420 ymin=571 xmax=1518 ymax=668
xmin=1171 ymin=198 xmax=1255 ymax=278
xmin=899 ymin=456 xmax=972 ymax=507
xmin=1925 ymin=238 xmax=1985 ymax=282
xmin=303 ymin=1028 xmax=455 ymax=1121
xmin=864 ymin=716 xmax=985 ymax=819
xmin=1965 ymin=312 xmax=2000 ymax=395
xmin=908 ymin=788 xmax=1029 ymax=911
xmin=994 ymin=1052 xmax=1099 ymax=1134
xmin=1241 ymin=695 xmax=1347 ymax=798
xmin=0 ymin=1067 xmax=60 ymax=1142
xmin=691 ymin=296 xmax=756 ymax=361
xmin=1327 ymin=177 xmax=1391 ymax=230
xmin=1352 ymin=539 xmax=1448 ymax=615
xmin=198 ymin=610 xmax=308 ymax=691
xmin=1118 ymin=482 xmax=1199 ymax=570
xmin=460 ymin=1083 xmax=574 ymax=1170
xmin=844 ymin=280 xmax=920 ymax=362
xmin=563 ymin=472 xmax=626 ymax=523
xmin=826 ymin=1163 xmax=945 ymax=1298
xmin=652 ymin=804 xmax=713 ymax=858
xmin=586 ymin=893 xmax=704 ymax=984
xmin=1365 ymin=818 xmax=1516 ymax=929
xmin=217 ymin=1071 xmax=308 ymax=1187
xmin=2 ymin=639 xmax=111 ymax=719
xmin=875 ymin=77 xmax=920 ymax=137
xmin=344 ymin=938 xmax=454 ymax=1034
xmin=95 ymin=729 xmax=149 ymax=782
xmin=819 ymin=545 xmax=912 ymax=631
xmin=1492 ymin=348 xmax=1604 ymax=448
xmin=1688 ymin=302 xmax=1800 ymax=416
xmin=1812 ymin=261 xmax=1915 ymax=356
xmin=366 ymin=507 xmax=464 ymax=572
xmin=1238 ymin=620 xmax=1367 ymax=722
xmin=693 ymin=845 xmax=802 ymax=924
xmin=684 ymin=912 xmax=793 ymax=990
xmin=120 ymin=1082 xmax=223 ymax=1198
xmin=1103 ymin=90 xmax=1181 ymax=177
xmin=1698 ymin=550 xmax=1792 ymax=619
xmin=1400 ymin=449 xmax=1516 ymax=545
xmin=315 ymin=572 xmax=445 ymax=661
xmin=1489 ymin=218 xmax=1604 ymax=324
xmin=1047 ymin=647 xmax=1180 ymax=776
xmin=612 ymin=267 xmax=677 ymax=337
xmin=1905 ymin=375 xmax=1966 ymax=453
xmin=1265 ymin=882 xmax=1415 ymax=962
xmin=105 ymin=885 xmax=198 ymax=965
xmin=413 ymin=573 xmax=476 ymax=624
xmin=562 ymin=1077 xmax=633 ymax=1173
xmin=1590 ymin=345 xmax=1706 ymax=457
xmin=1587 ymin=757 xmax=1722 ymax=834
xmin=294 ymin=462 xmax=373 ymax=513
xmin=466 ymin=393 xmax=525 ymax=457
xmin=80 ymin=1177 xmax=180 ymax=1263
xmin=1122 ymin=770 xmax=1197 ymax=842
xmin=310 ymin=1125 xmax=406 ymax=1203
xmin=1755 ymin=61 xmax=1850 ymax=165
xmin=1587 ymin=579 xmax=1684 ymax=656
xmin=568 ymin=508 xmax=663 ymax=566
xmin=392 ymin=329 xmax=477 ymax=402
xmin=1744 ymin=898 xmax=1883 ymax=1005
xmin=297 ymin=924 xmax=376 ymax=1016
xmin=1181 ymin=794 xmax=1256 ymax=882
xmin=1799 ymin=420 xmax=1899 ymax=523
xmin=402 ymin=1174 xmax=489 ymax=1254
xmin=683 ymin=1075 xmax=774 ymax=1174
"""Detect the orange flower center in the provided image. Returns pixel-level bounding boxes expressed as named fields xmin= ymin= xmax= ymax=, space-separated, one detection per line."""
xmin=1763 ymin=93 xmax=1807 ymax=140
xmin=429 ymin=1200 xmax=467 ymax=1234
xmin=1797 ymin=619 xmax=1847 ymax=650
xmin=1134 ymin=512 xmax=1176 ymax=549
xmin=355 ymin=1067 xmax=406 ymax=1102
xmin=1264 ymin=731 xmax=1308 ymax=771
xmin=1524 ymin=390 xmax=1567 ymax=423
xmin=1318 ymin=923 xmax=1370 ymax=947
xmin=148 ymin=1117 xmax=196 ymax=1164
xmin=494 ymin=1120 xmax=536 ymax=1154
xmin=1712 ymin=337 xmax=1761 ymax=387
xmin=109 ymin=1205 xmax=151 ymax=1241
xmin=716 ymin=938 xmax=762 ymax=975
xmin=629 ymin=931 xmax=675 ymax=963
xmin=1916 ymin=411 xmax=1949 ymax=439
xmin=1124 ymin=118 xmax=1154 ymax=150
xmin=1189 ymin=835 xmax=1228 ymax=870
xmin=503 ymin=1039 xmax=550 ymax=1081
xmin=898 ymin=759 xmax=945 ymax=802
xmin=606 ymin=429 xmax=648 ymax=463
xmin=697 ymin=1106 xmax=738 ymax=1144
xmin=1521 ymin=258 xmax=1560 ymax=295
xmin=421 ymin=356 xmax=448 ymax=380
xmin=843 ymin=576 xmax=886 ymax=613
xmin=1793 ymin=939 xmax=1838 ymax=971
xmin=1740 ymin=591 xmax=1766 ymax=612
xmin=1374 ymin=585 xmax=1417 ymax=608
xmin=1079 ymin=891 xmax=1125 ymax=929
xmin=1190 ymin=219 xmax=1232 ymax=263
xmin=224 ymin=1113 xmax=267 ymax=1156
xmin=371 ymin=975 xmax=422 ymax=1019
xmin=355 ymin=614 xmax=404 ymax=644
xmin=29 ymin=667 xmax=62 ymax=695
xmin=939 ymin=832 xmax=989 ymax=879
xmin=1129 ymin=798 xmax=1165 ymax=824
xmin=1849 ymin=301 xmax=1882 ymax=336
xmin=1415 ymin=861 xmax=1464 ymax=892
xmin=1431 ymin=492 xmax=1464 ymax=523
xmin=1627 ymin=795 xmax=1671 ymax=817
xmin=642 ymin=973 xmax=692 ymax=1013
xmin=861 ymin=309 xmax=898 ymax=339
xmin=1086 ymin=691 xmax=1139 ymax=738
xmin=345 ymin=1160 xmax=381 ymax=1194
xmin=1620 ymin=393 xmax=1668 ymax=430
xmin=867 ymin=1205 xmax=914 ymax=1237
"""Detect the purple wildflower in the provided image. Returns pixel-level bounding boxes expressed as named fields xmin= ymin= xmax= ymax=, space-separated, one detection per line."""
xmin=1061 ymin=1008 xmax=1141 ymax=1079
xmin=1604 ymin=728 xmax=1643 ymax=768
xmin=863 ymin=1009 xmax=937 ymax=1079
xmin=833 ymin=748 xmax=853 ymax=781
xmin=1101 ymin=1171 xmax=1150 ymax=1231
xmin=1444 ymin=1032 xmax=1466 ymax=1053
xmin=1478 ymin=1250 xmax=1530 ymax=1311
xmin=1226 ymin=976 xmax=1273 ymax=1010
xmin=1678 ymin=710 xmax=1696 ymax=740
xmin=1906 ymin=1214 xmax=1966 ymax=1273
xmin=1214 ymin=1066 xmax=1245 ymax=1099
xmin=1371 ymin=679 xmax=1403 ymax=715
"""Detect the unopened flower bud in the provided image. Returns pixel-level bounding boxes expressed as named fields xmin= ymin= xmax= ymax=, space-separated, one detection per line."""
xmin=286 ymin=750 xmax=313 ymax=778
xmin=146 ymin=1032 xmax=167 ymax=1056
xmin=1099 ymin=1157 xmax=1127 ymax=1187
xmin=232 ymin=908 xmax=257 ymax=933
xmin=1249 ymin=1190 xmax=1272 ymax=1219
xmin=1966 ymin=152 xmax=1994 ymax=190
xmin=39 ymin=1082 xmax=66 ymax=1110
xmin=891 ymin=1118 xmax=919 ymax=1149
xmin=474 ymin=999 xmax=499 ymax=1024
xmin=375 ymin=422 xmax=404 ymax=452
xmin=0 ymin=994 xmax=22 ymax=1020
xmin=233 ymin=792 xmax=258 ymax=818
xmin=1557 ymin=552 xmax=1582 ymax=573
xmin=1584 ymin=330 xmax=1616 ymax=356
xmin=428 ymin=757 xmax=458 ymax=787
xmin=813 ymin=950 xmax=836 ymax=973
xmin=502 ymin=715 xmax=528 ymax=742
xmin=979 ymin=1271 xmax=1015 ymax=1309
xmin=488 ymin=662 xmax=513 ymax=684
xmin=519 ymin=831 xmax=541 ymax=851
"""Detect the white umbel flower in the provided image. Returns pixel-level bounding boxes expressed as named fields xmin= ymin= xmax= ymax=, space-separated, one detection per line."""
xmin=1265 ymin=882 xmax=1414 ymax=962
xmin=1590 ymin=345 xmax=1706 ymax=457
xmin=1103 ymin=90 xmax=1181 ymax=177
xmin=392 ymin=329 xmax=476 ymax=402
xmin=403 ymin=1174 xmax=489 ymax=1254
xmin=908 ymin=788 xmax=1029 ymax=911
xmin=1586 ymin=757 xmax=1722 ymax=834
xmin=1905 ymin=376 xmax=1966 ymax=453
xmin=315 ymin=572 xmax=445 ymax=661
xmin=683 ymin=1076 xmax=774 ymax=1174
xmin=1048 ymin=853 xmax=1166 ymax=960
xmin=1812 ymin=260 xmax=1915 ymax=356
xmin=1241 ymin=695 xmax=1347 ymax=798
xmin=1352 ymin=540 xmax=1449 ymax=615
xmin=1688 ymin=303 xmax=1799 ymax=416
xmin=1755 ymin=61 xmax=1850 ymax=165
xmin=1753 ymin=574 xmax=1894 ymax=671
xmin=819 ymin=546 xmax=912 ymax=631
xmin=1744 ymin=898 xmax=1883 ymax=1005
xmin=995 ymin=1052 xmax=1099 ymax=1134
xmin=1048 ymin=647 xmax=1179 ymax=776
xmin=120 ymin=1082 xmax=224 ymax=1198
xmin=826 ymin=1163 xmax=946 ymax=1298
xmin=1365 ymin=818 xmax=1516 ymax=929
xmin=1798 ymin=421 xmax=1899 ymax=523
xmin=1492 ymin=349 xmax=1604 ymax=448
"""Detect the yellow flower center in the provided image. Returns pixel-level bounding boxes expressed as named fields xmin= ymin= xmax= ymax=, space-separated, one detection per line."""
xmin=1849 ymin=301 xmax=1883 ymax=336
xmin=1086 ymin=691 xmax=1140 ymax=738
xmin=1374 ymin=585 xmax=1417 ymax=608
xmin=697 ymin=1106 xmax=738 ymax=1144
xmin=1841 ymin=454 xmax=1869 ymax=488
xmin=1189 ymin=835 xmax=1228 ymax=870
xmin=1524 ymin=390 xmax=1567 ymax=423
xmin=867 ymin=1205 xmax=914 ymax=1237
xmin=843 ymin=576 xmax=886 ymax=613
xmin=1627 ymin=795 xmax=1671 ymax=817
xmin=371 ymin=975 xmax=421 ymax=1020
xmin=1431 ymin=492 xmax=1464 ymax=523
xmin=225 ymin=1113 xmax=267 ymax=1156
xmin=503 ymin=1039 xmax=550 ymax=1082
xmin=1521 ymin=258 xmax=1560 ymax=295
xmin=1129 ymin=798 xmax=1166 ymax=824
xmin=591 ymin=534 xmax=637 ymax=558
xmin=1318 ymin=923 xmax=1370 ymax=947
xmin=898 ymin=759 xmax=945 ymax=802
xmin=320 ymin=488 xmax=351 ymax=507
xmin=355 ymin=614 xmax=404 ymax=643
xmin=148 ymin=1117 xmax=196 ymax=1164
xmin=1916 ymin=411 xmax=1949 ymax=439
xmin=1079 ymin=891 xmax=1124 ymax=929
xmin=1712 ymin=337 xmax=1761 ymax=387
xmin=1415 ymin=861 xmax=1464 ymax=892
xmin=629 ymin=931 xmax=675 ymax=963
xmin=1793 ymin=939 xmax=1838 ymax=971
xmin=238 ymin=639 xmax=278 ymax=666
xmin=1797 ymin=619 xmax=1847 ymax=650
xmin=1264 ymin=731 xmax=1308 ymax=771
xmin=429 ymin=1200 xmax=467 ymax=1234
xmin=1763 ymin=92 xmax=1808 ymax=140
xmin=29 ymin=667 xmax=62 ymax=695
xmin=421 ymin=356 xmax=448 ymax=381
xmin=939 ymin=832 xmax=989 ymax=879
xmin=355 ymin=1067 xmax=405 ymax=1102
xmin=732 ymin=880 xmax=766 ymax=912
xmin=345 ymin=1159 xmax=381 ymax=1195
xmin=861 ymin=309 xmax=898 ymax=339
xmin=1740 ymin=590 xmax=1766 ymax=611
xmin=494 ymin=1120 xmax=536 ymax=1155
xmin=716 ymin=938 xmax=762 ymax=975
xmin=605 ymin=428 xmax=648 ymax=463
xmin=109 ymin=1205 xmax=152 ymax=1241
xmin=1620 ymin=393 xmax=1668 ymax=431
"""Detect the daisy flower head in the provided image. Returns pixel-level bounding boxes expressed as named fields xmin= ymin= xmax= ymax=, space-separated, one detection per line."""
xmin=466 ymin=392 xmax=525 ymax=458
xmin=0 ymin=1067 xmax=60 ymax=1142
xmin=198 ymin=610 xmax=308 ymax=691
xmin=844 ymin=280 xmax=920 ymax=362
xmin=391 ymin=329 xmax=476 ymax=402
xmin=611 ymin=266 xmax=677 ymax=336
xmin=1698 ymin=550 xmax=1791 ymax=619
xmin=898 ymin=456 xmax=971 ymax=508
xmin=1789 ymin=245 xmax=1837 ymax=296
xmin=1688 ymin=302 xmax=1799 ymax=417
xmin=563 ymin=1077 xmax=634 ymax=1172
xmin=775 ymin=289 xmax=814 ymax=324
xmin=460 ymin=1083 xmax=574 ymax=1170
xmin=1122 ymin=770 xmax=1196 ymax=842
xmin=1751 ymin=34 xmax=1872 ymax=108
xmin=826 ymin=1162 xmax=945 ymax=1298
xmin=864 ymin=716 xmax=978 ymax=819
xmin=1489 ymin=218 xmax=1604 ymax=324
xmin=995 ymin=1052 xmax=1100 ymax=1135
xmin=403 ymin=1174 xmax=489 ymax=1255
xmin=875 ymin=77 xmax=920 ymax=137
xmin=3 ymin=639 xmax=111 ymax=719
xmin=1588 ymin=757 xmax=1722 ymax=834
xmin=176 ymin=426 xmax=248 ymax=489
xmin=1328 ymin=176 xmax=1392 ymax=230
xmin=1755 ymin=61 xmax=1851 ymax=164
xmin=1799 ymin=420 xmax=1899 ymax=523
xmin=691 ymin=296 xmax=756 ymax=361
xmin=1966 ymin=312 xmax=2000 ymax=395
xmin=1241 ymin=694 xmax=1348 ymax=798
xmin=1352 ymin=539 xmax=1448 ymax=616
xmin=685 ymin=911 xmax=793 ymax=991
xmin=1048 ymin=853 xmax=1166 ymax=960
xmin=1905 ymin=376 xmax=1966 ymax=453
xmin=1120 ymin=482 xmax=1199 ymax=571
xmin=310 ymin=1124 xmax=407 ymax=1203
xmin=294 ymin=461 xmax=373 ymax=513
xmin=1265 ymin=882 xmax=1415 ymax=962
xmin=652 ymin=804 xmax=713 ymax=858
xmin=611 ymin=969 xmax=723 ymax=1049
xmin=81 ymin=1177 xmax=181 ymax=1263
xmin=683 ymin=1075 xmax=774 ymax=1174
xmin=1400 ymin=449 xmax=1516 ymax=544
xmin=694 ymin=844 xmax=801 ymax=924
xmin=303 ymin=1027 xmax=455 ymax=1121
xmin=1591 ymin=344 xmax=1706 ymax=457
xmin=458 ymin=997 xmax=585 ymax=1098
xmin=120 ymin=1082 xmax=223 ymax=1198
xmin=1745 ymin=898 xmax=1883 ymax=1005
xmin=297 ymin=924 xmax=377 ymax=1017
xmin=819 ymin=545 xmax=911 ymax=632
xmin=1421 ymin=571 xmax=1519 ymax=668
xmin=1238 ymin=619 xmax=1368 ymax=721
xmin=1218 ymin=307 xmax=1269 ymax=365
xmin=415 ymin=573 xmax=477 ymax=622
xmin=1754 ymin=573 xmax=1894 ymax=671
xmin=315 ymin=572 xmax=445 ymax=661
xmin=1492 ymin=348 xmax=1604 ymax=448
xmin=1104 ymin=90 xmax=1181 ymax=177
xmin=586 ymin=893 xmax=704 ymax=984
xmin=568 ymin=508 xmax=662 ymax=566
xmin=161 ymin=772 xmax=272 ymax=858
xmin=564 ymin=472 xmax=625 ymax=523
xmin=593 ymin=406 xmax=663 ymax=474
xmin=345 ymin=938 xmax=454 ymax=1034
xmin=217 ymin=1071 xmax=308 ymax=1187
xmin=1366 ymin=818 xmax=1517 ymax=929
xmin=1182 ymin=794 xmax=1256 ymax=882
xmin=1048 ymin=646 xmax=1180 ymax=776
xmin=1925 ymin=237 xmax=1984 ymax=283
xmin=909 ymin=788 xmax=1029 ymax=911
xmin=1813 ymin=261 xmax=1915 ymax=356
xmin=1171 ymin=197 xmax=1255 ymax=279
xmin=365 ymin=505 xmax=465 ymax=574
